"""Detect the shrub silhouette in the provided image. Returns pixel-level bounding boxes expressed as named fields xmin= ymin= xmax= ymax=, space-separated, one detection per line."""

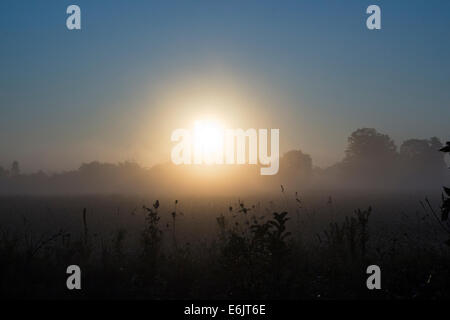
xmin=440 ymin=142 xmax=450 ymax=221
xmin=438 ymin=142 xmax=450 ymax=246
xmin=320 ymin=207 xmax=371 ymax=262
xmin=140 ymin=200 xmax=162 ymax=283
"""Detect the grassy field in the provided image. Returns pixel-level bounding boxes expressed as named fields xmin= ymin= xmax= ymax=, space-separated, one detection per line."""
xmin=0 ymin=190 xmax=449 ymax=299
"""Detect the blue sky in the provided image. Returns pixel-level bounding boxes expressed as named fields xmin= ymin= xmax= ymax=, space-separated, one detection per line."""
xmin=1 ymin=0 xmax=449 ymax=172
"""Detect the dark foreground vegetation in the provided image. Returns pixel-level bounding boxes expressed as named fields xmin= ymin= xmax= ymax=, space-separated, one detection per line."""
xmin=1 ymin=190 xmax=450 ymax=300
xmin=0 ymin=135 xmax=448 ymax=299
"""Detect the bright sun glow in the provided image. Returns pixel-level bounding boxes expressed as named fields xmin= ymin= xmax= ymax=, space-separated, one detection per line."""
xmin=193 ymin=119 xmax=224 ymax=165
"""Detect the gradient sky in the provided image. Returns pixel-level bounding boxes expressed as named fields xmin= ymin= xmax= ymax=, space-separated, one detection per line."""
xmin=1 ymin=0 xmax=449 ymax=172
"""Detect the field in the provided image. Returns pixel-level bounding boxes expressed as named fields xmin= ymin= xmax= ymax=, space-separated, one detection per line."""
xmin=1 ymin=189 xmax=449 ymax=299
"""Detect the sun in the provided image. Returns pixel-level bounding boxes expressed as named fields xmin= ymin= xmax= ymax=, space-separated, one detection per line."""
xmin=193 ymin=119 xmax=225 ymax=165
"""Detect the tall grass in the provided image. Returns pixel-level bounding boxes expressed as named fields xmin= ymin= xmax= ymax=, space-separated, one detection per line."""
xmin=0 ymin=192 xmax=449 ymax=299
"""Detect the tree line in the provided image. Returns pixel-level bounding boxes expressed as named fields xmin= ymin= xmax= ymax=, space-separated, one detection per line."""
xmin=0 ymin=128 xmax=448 ymax=194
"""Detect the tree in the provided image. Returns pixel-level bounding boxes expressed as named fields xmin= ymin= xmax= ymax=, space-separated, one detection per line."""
xmin=400 ymin=138 xmax=443 ymax=159
xmin=338 ymin=128 xmax=398 ymax=188
xmin=400 ymin=138 xmax=445 ymax=172
xmin=398 ymin=138 xmax=447 ymax=187
xmin=280 ymin=150 xmax=312 ymax=175
xmin=278 ymin=150 xmax=313 ymax=187
xmin=10 ymin=161 xmax=20 ymax=176
xmin=0 ymin=166 xmax=6 ymax=178
xmin=344 ymin=128 xmax=397 ymax=163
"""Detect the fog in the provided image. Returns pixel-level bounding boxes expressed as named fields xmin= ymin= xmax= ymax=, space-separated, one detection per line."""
xmin=0 ymin=128 xmax=448 ymax=196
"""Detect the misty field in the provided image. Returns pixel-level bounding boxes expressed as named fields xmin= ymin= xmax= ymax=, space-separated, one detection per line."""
xmin=1 ymin=190 xmax=449 ymax=299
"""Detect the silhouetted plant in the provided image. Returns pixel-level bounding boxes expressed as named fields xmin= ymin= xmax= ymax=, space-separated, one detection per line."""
xmin=78 ymin=208 xmax=93 ymax=260
xmin=141 ymin=200 xmax=162 ymax=263
xmin=440 ymin=142 xmax=450 ymax=223
xmin=424 ymin=141 xmax=450 ymax=246
xmin=321 ymin=206 xmax=371 ymax=261
xmin=216 ymin=214 xmax=226 ymax=238
xmin=113 ymin=228 xmax=127 ymax=261
xmin=356 ymin=207 xmax=371 ymax=258
xmin=218 ymin=208 xmax=291 ymax=268
xmin=170 ymin=199 xmax=183 ymax=249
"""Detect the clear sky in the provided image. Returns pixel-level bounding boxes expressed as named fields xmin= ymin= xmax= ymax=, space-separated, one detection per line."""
xmin=1 ymin=0 xmax=449 ymax=172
